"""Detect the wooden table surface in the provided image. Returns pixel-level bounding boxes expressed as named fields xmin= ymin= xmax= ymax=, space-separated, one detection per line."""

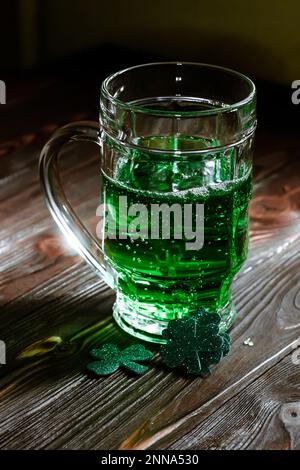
xmin=0 ymin=62 xmax=300 ymax=450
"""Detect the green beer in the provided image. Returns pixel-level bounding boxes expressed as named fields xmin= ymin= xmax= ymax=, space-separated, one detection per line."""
xmin=101 ymin=135 xmax=252 ymax=340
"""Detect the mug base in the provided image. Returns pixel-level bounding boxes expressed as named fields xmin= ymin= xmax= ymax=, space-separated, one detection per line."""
xmin=113 ymin=296 xmax=236 ymax=344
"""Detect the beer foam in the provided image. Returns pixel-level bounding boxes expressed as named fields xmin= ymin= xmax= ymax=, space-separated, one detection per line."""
xmin=105 ymin=170 xmax=251 ymax=200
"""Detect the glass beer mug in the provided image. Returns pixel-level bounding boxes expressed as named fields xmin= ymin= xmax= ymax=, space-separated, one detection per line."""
xmin=40 ymin=62 xmax=256 ymax=343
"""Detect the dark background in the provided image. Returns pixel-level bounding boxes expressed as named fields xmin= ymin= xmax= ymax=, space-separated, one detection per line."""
xmin=1 ymin=0 xmax=299 ymax=82
xmin=0 ymin=0 xmax=299 ymax=137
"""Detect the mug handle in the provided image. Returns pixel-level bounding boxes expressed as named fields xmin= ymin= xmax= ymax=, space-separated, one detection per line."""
xmin=39 ymin=121 xmax=116 ymax=289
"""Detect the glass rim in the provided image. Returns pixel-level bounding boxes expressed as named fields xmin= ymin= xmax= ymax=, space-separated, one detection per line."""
xmin=101 ymin=61 xmax=256 ymax=117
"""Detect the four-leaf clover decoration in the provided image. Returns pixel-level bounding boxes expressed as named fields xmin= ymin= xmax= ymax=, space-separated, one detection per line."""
xmin=160 ymin=308 xmax=231 ymax=376
xmin=87 ymin=343 xmax=153 ymax=376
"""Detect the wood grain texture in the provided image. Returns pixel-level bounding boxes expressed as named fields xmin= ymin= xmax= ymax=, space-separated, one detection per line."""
xmin=0 ymin=70 xmax=299 ymax=450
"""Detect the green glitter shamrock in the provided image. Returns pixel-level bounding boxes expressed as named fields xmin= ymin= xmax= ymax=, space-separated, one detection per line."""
xmin=160 ymin=308 xmax=231 ymax=376
xmin=87 ymin=343 xmax=153 ymax=376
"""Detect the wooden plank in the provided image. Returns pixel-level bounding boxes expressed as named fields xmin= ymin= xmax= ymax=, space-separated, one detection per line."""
xmin=168 ymin=356 xmax=300 ymax=450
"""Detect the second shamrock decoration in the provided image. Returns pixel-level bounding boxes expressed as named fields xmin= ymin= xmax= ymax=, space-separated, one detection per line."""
xmin=160 ymin=308 xmax=231 ymax=375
